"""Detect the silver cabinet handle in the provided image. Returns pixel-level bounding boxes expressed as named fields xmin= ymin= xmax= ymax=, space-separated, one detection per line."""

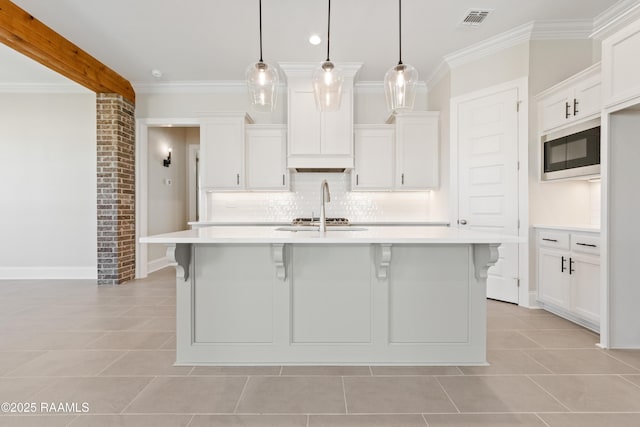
xmin=459 ymin=219 xmax=467 ymax=225
xmin=356 ymin=174 xmax=359 ymax=186
xmin=401 ymin=173 xmax=405 ymax=185
xmin=236 ymin=173 xmax=240 ymax=185
xmin=542 ymin=238 xmax=558 ymax=242
xmin=282 ymin=174 xmax=285 ymax=186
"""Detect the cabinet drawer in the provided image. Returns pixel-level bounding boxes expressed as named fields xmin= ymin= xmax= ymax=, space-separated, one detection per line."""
xmin=571 ymin=234 xmax=600 ymax=255
xmin=537 ymin=231 xmax=570 ymax=250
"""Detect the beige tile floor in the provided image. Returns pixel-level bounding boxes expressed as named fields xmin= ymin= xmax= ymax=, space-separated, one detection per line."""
xmin=1 ymin=268 xmax=640 ymax=426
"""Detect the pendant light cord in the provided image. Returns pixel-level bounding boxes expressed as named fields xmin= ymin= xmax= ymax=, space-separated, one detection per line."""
xmin=326 ymin=0 xmax=331 ymax=61
xmin=398 ymin=0 xmax=403 ymax=65
xmin=259 ymin=0 xmax=264 ymax=62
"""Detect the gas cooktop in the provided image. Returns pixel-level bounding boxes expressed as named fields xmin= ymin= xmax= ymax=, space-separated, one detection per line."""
xmin=291 ymin=217 xmax=350 ymax=226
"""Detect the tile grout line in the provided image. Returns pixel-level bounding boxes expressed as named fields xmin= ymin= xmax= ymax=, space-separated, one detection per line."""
xmin=185 ymin=414 xmax=196 ymax=427
xmin=433 ymin=376 xmax=461 ymax=414
xmin=617 ymin=374 xmax=640 ymax=390
xmin=519 ymin=349 xmax=556 ymax=374
xmin=118 ymin=375 xmax=158 ymax=414
xmin=599 ymin=351 xmax=640 ymax=373
xmin=535 ymin=412 xmax=552 ymax=427
xmin=64 ymin=414 xmax=80 ymax=427
xmin=158 ymin=333 xmax=177 ymax=350
xmin=306 ymin=414 xmax=310 ymax=427
xmin=341 ymin=376 xmax=349 ymax=414
xmin=421 ymin=413 xmax=430 ymax=426
xmin=232 ymin=376 xmax=251 ymax=414
xmin=525 ymin=374 xmax=572 ymax=412
xmin=94 ymin=350 xmax=131 ymax=376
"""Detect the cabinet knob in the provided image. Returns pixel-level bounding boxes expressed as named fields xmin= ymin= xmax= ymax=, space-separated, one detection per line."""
xmin=459 ymin=219 xmax=467 ymax=225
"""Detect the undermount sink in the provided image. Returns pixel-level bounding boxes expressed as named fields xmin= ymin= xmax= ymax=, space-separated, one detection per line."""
xmin=275 ymin=226 xmax=367 ymax=232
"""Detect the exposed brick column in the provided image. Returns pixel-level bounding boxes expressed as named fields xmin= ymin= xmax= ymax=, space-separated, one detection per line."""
xmin=96 ymin=93 xmax=135 ymax=285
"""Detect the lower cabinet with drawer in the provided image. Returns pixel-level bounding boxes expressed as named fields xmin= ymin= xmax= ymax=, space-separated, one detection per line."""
xmin=536 ymin=227 xmax=600 ymax=332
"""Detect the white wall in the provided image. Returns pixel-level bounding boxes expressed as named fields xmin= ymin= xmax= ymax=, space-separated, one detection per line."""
xmin=147 ymin=127 xmax=191 ymax=270
xmin=427 ymin=72 xmax=452 ymax=221
xmin=0 ymin=92 xmax=97 ymax=279
xmin=451 ymin=43 xmax=530 ymax=98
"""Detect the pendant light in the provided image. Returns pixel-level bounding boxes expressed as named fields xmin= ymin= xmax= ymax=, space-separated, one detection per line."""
xmin=246 ymin=0 xmax=278 ymax=112
xmin=312 ymin=0 xmax=344 ymax=112
xmin=384 ymin=0 xmax=418 ymax=113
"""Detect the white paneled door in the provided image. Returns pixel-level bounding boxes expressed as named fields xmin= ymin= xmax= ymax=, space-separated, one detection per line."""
xmin=457 ymin=87 xmax=520 ymax=303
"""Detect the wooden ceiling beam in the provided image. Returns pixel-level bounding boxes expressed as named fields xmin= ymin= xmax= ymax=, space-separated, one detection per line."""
xmin=0 ymin=0 xmax=135 ymax=103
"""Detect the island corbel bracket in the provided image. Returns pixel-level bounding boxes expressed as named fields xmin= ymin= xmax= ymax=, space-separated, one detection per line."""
xmin=271 ymin=244 xmax=286 ymax=280
xmin=166 ymin=244 xmax=191 ymax=281
xmin=376 ymin=244 xmax=392 ymax=279
xmin=472 ymin=243 xmax=500 ymax=281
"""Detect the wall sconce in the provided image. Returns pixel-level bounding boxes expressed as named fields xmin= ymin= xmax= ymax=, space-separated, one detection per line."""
xmin=163 ymin=148 xmax=172 ymax=167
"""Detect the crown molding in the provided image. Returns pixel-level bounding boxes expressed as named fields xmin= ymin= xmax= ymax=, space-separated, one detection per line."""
xmin=354 ymin=80 xmax=427 ymax=94
xmin=591 ymin=0 xmax=640 ymax=39
xmin=132 ymin=80 xmax=290 ymax=94
xmin=0 ymin=82 xmax=92 ymax=94
xmin=279 ymin=62 xmax=363 ymax=79
xmin=444 ymin=22 xmax=534 ymax=69
xmin=425 ymin=60 xmax=450 ymax=90
xmin=530 ymin=20 xmax=594 ymax=40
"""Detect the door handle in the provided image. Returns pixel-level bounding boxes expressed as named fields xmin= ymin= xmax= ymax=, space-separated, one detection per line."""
xmin=459 ymin=219 xmax=467 ymax=225
xmin=573 ymin=98 xmax=579 ymax=115
xmin=542 ymin=238 xmax=558 ymax=242
xmin=282 ymin=174 xmax=285 ymax=186
xmin=236 ymin=173 xmax=240 ymax=185
xmin=576 ymin=242 xmax=596 ymax=248
xmin=356 ymin=174 xmax=359 ymax=186
xmin=401 ymin=173 xmax=405 ymax=185
xmin=569 ymin=257 xmax=575 ymax=275
xmin=565 ymin=101 xmax=571 ymax=119
xmin=561 ymin=256 xmax=566 ymax=273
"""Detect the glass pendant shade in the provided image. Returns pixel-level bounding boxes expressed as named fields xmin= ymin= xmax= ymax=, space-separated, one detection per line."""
xmin=384 ymin=63 xmax=418 ymax=113
xmin=246 ymin=61 xmax=278 ymax=112
xmin=312 ymin=61 xmax=344 ymax=112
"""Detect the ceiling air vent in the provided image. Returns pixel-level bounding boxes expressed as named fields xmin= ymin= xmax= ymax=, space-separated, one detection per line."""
xmin=460 ymin=9 xmax=492 ymax=27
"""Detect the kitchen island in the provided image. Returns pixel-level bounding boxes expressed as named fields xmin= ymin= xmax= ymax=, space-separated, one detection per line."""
xmin=141 ymin=226 xmax=520 ymax=366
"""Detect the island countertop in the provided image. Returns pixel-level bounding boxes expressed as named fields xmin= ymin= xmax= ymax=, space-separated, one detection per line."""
xmin=140 ymin=225 xmax=522 ymax=245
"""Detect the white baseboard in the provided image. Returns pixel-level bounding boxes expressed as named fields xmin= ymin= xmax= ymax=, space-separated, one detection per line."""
xmin=0 ymin=266 xmax=97 ymax=280
xmin=148 ymin=257 xmax=171 ymax=274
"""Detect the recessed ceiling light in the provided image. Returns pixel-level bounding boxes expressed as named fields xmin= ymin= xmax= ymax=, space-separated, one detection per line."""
xmin=308 ymin=34 xmax=322 ymax=45
xmin=151 ymin=69 xmax=163 ymax=78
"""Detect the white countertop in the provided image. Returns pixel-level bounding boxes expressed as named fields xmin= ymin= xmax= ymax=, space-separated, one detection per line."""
xmin=141 ymin=226 xmax=522 ymax=245
xmin=189 ymin=221 xmax=450 ymax=227
xmin=534 ymin=224 xmax=600 ymax=233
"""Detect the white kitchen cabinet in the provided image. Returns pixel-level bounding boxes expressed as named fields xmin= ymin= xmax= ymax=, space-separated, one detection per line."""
xmin=245 ymin=125 xmax=288 ymax=191
xmin=390 ymin=112 xmax=439 ymax=190
xmin=200 ymin=113 xmax=253 ymax=190
xmin=538 ymin=63 xmax=601 ymax=134
xmin=352 ymin=125 xmax=394 ymax=190
xmin=536 ymin=227 xmax=600 ymax=331
xmin=280 ymin=63 xmax=362 ymax=170
xmin=602 ymin=17 xmax=640 ymax=108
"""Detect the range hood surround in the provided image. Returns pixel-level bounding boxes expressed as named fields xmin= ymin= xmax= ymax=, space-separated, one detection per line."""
xmin=280 ymin=62 xmax=363 ymax=171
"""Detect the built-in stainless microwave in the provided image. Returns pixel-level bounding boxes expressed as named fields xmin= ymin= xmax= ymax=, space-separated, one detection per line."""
xmin=542 ymin=120 xmax=600 ymax=181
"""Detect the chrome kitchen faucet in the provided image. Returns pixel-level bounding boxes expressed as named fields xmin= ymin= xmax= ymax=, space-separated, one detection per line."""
xmin=319 ymin=179 xmax=331 ymax=233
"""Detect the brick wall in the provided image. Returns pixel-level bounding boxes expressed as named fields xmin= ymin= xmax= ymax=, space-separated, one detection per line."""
xmin=96 ymin=94 xmax=135 ymax=285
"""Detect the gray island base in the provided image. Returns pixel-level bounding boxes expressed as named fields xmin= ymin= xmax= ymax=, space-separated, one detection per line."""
xmin=142 ymin=226 xmax=520 ymax=366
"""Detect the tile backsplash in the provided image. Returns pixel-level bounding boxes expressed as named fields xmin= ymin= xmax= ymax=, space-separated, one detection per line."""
xmin=204 ymin=173 xmax=436 ymax=223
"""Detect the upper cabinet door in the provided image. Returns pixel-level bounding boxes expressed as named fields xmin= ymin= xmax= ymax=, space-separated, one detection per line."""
xmin=353 ymin=126 xmax=394 ymax=190
xmin=246 ymin=126 xmax=288 ymax=191
xmin=394 ymin=112 xmax=439 ymax=190
xmin=200 ymin=115 xmax=249 ymax=190
xmin=538 ymin=63 xmax=601 ymax=134
xmin=288 ymin=89 xmax=321 ymax=156
xmin=602 ymin=17 xmax=640 ymax=108
xmin=540 ymin=89 xmax=572 ymax=133
xmin=322 ymin=88 xmax=353 ymax=156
